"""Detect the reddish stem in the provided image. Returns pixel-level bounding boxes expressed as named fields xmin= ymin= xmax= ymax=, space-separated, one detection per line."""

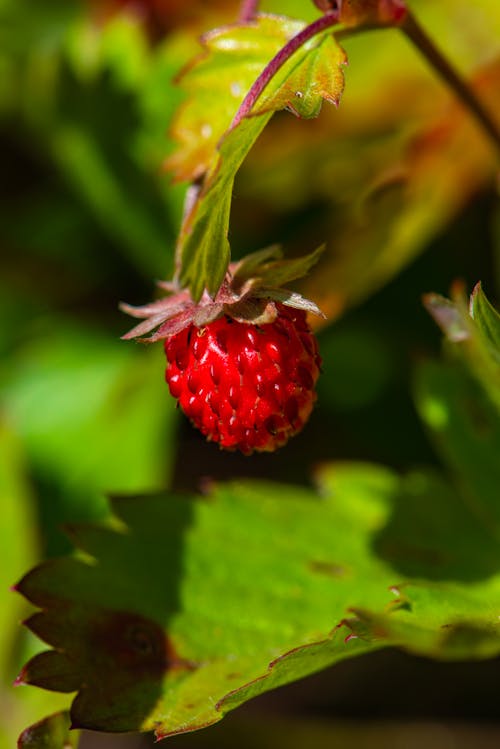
xmin=231 ymin=10 xmax=341 ymax=129
xmin=238 ymin=0 xmax=260 ymax=22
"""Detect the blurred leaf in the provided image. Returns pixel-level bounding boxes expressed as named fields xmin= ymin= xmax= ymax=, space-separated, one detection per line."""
xmin=415 ymin=360 xmax=500 ymax=540
xmin=16 ymin=458 xmax=500 ymax=739
xmin=1 ymin=6 xmax=182 ymax=278
xmin=418 ymin=282 xmax=500 ymax=560
xmin=0 ymin=425 xmax=37 ymax=674
xmin=2 ymin=328 xmax=175 ymax=494
xmin=233 ymin=244 xmax=325 ymax=287
xmin=65 ymin=13 xmax=149 ymax=87
xmin=50 ymin=123 xmax=171 ymax=277
xmin=424 ymin=282 xmax=500 ymax=411
xmin=236 ymin=5 xmax=500 ymax=323
xmin=174 ymin=15 xmax=346 ymax=299
xmin=0 ymin=327 xmax=177 ymax=554
xmin=423 ymin=292 xmax=470 ymax=343
xmin=302 ymin=59 xmax=500 ymax=321
xmin=17 ymin=711 xmax=78 ymax=749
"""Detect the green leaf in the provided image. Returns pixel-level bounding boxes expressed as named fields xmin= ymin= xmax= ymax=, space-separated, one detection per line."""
xmin=65 ymin=14 xmax=150 ymax=88
xmin=1 ymin=327 xmax=177 ymax=554
xmin=470 ymin=281 xmax=500 ymax=354
xmin=174 ymin=14 xmax=346 ymax=299
xmin=2 ymin=329 xmax=176 ymax=495
xmin=18 ymin=711 xmax=78 ymax=749
xmin=165 ymin=14 xmax=306 ymax=183
xmin=179 ymin=112 xmax=275 ymax=300
xmin=16 ymin=461 xmax=500 ymax=739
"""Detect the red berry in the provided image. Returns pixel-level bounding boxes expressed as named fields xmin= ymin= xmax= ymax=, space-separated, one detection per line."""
xmin=164 ymin=305 xmax=321 ymax=454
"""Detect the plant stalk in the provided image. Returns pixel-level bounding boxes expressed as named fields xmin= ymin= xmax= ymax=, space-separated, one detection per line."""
xmin=231 ymin=10 xmax=341 ymax=129
xmin=401 ymin=11 xmax=500 ymax=151
xmin=238 ymin=0 xmax=260 ymax=22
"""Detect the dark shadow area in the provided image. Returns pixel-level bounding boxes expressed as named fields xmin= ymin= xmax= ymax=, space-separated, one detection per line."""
xmin=79 ymin=649 xmax=500 ymax=746
xmin=372 ymin=470 xmax=500 ymax=582
xmin=19 ymin=493 xmax=195 ymax=734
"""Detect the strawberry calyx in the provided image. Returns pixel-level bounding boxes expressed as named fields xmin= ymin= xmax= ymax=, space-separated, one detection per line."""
xmin=121 ymin=245 xmax=325 ymax=342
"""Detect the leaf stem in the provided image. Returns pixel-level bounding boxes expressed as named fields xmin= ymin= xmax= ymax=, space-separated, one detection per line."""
xmin=238 ymin=0 xmax=260 ymax=22
xmin=230 ymin=10 xmax=341 ymax=129
xmin=401 ymin=11 xmax=500 ymax=152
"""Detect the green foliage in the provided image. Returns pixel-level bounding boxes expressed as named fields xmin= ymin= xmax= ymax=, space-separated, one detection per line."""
xmin=0 ymin=427 xmax=36 ymax=672
xmin=15 ymin=281 xmax=500 ymax=738
xmin=241 ymin=4 xmax=500 ymax=320
xmin=172 ymin=14 xmax=346 ymax=299
xmin=2 ymin=329 xmax=177 ymax=548
xmin=424 ymin=282 xmax=500 ymax=410
xmin=165 ymin=15 xmax=305 ymax=183
xmin=17 ymin=434 xmax=500 ymax=737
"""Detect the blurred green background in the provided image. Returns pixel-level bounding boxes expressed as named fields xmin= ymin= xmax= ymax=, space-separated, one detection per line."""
xmin=1 ymin=0 xmax=499 ymax=746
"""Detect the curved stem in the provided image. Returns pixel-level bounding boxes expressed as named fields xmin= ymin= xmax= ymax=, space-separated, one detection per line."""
xmin=231 ymin=10 xmax=341 ymax=129
xmin=401 ymin=11 xmax=500 ymax=151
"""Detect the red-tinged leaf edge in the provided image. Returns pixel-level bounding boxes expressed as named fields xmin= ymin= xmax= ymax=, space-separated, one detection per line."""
xmin=155 ymin=616 xmax=378 ymax=740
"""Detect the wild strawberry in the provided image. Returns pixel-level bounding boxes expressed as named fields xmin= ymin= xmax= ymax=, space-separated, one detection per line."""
xmin=121 ymin=246 xmax=324 ymax=453
xmin=163 ymin=304 xmax=320 ymax=453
